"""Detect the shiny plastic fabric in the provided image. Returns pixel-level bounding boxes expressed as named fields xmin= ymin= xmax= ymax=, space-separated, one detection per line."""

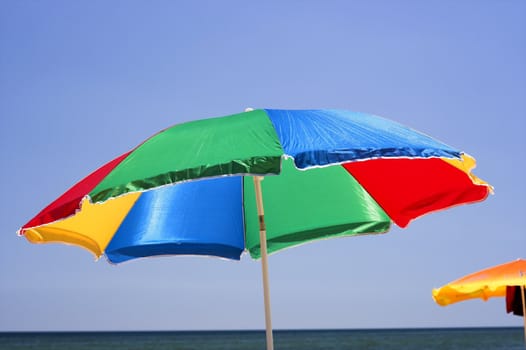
xmin=106 ymin=177 xmax=245 ymax=263
xmin=433 ymin=259 xmax=526 ymax=306
xmin=264 ymin=109 xmax=460 ymax=168
xmin=18 ymin=109 xmax=493 ymax=263
xmin=90 ymin=109 xmax=283 ymax=203
xmin=244 ymin=158 xmax=390 ymax=258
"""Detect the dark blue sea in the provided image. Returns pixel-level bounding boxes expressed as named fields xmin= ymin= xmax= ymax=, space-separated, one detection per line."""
xmin=0 ymin=328 xmax=523 ymax=350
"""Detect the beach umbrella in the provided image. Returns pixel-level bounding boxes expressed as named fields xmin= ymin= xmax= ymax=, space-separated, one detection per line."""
xmin=19 ymin=109 xmax=492 ymax=350
xmin=432 ymin=259 xmax=526 ymax=346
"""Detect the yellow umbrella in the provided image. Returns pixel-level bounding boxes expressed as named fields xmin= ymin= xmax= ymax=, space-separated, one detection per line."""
xmin=433 ymin=259 xmax=526 ymax=345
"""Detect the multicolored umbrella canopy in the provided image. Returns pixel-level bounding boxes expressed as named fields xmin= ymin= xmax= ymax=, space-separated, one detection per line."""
xmin=19 ymin=108 xmax=493 ymax=350
xmin=19 ymin=109 xmax=492 ymax=263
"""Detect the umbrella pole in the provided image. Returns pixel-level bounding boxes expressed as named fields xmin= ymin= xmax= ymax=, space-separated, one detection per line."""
xmin=253 ymin=175 xmax=274 ymax=350
xmin=521 ymin=285 xmax=526 ymax=347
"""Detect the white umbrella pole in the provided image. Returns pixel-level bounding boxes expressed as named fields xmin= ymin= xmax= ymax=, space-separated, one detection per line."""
xmin=252 ymin=175 xmax=274 ymax=350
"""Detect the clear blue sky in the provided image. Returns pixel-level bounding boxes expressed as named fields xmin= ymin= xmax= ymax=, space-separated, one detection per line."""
xmin=1 ymin=0 xmax=525 ymax=331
